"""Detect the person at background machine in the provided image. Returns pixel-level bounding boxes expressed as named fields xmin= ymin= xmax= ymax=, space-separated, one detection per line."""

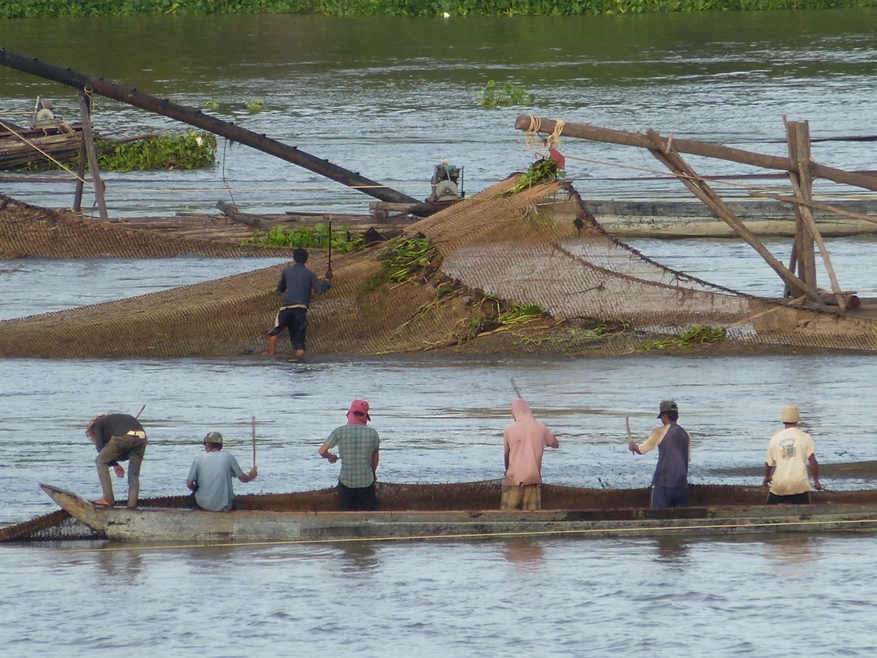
xmin=628 ymin=400 xmax=691 ymax=508
xmin=266 ymin=247 xmax=332 ymax=360
xmin=319 ymin=400 xmax=380 ymax=511
xmin=502 ymin=398 xmax=559 ymax=511
xmin=187 ymin=432 xmax=258 ymax=512
xmin=86 ymin=412 xmax=148 ymax=507
xmin=763 ymin=405 xmax=821 ymax=504
xmin=31 ymin=99 xmax=58 ymax=128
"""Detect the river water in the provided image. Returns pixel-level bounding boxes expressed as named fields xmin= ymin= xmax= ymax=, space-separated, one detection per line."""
xmin=3 ymin=10 xmax=877 ymax=657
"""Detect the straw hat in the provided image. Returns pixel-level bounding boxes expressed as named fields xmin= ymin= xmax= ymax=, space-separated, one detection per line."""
xmin=781 ymin=405 xmax=800 ymax=424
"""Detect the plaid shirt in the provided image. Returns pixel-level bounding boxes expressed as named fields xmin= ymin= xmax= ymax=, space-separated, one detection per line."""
xmin=326 ymin=424 xmax=380 ymax=488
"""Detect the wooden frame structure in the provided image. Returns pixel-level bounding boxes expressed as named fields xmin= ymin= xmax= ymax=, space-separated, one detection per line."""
xmin=515 ymin=114 xmax=877 ymax=311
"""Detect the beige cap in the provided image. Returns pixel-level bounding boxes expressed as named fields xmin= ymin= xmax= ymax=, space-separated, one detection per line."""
xmin=781 ymin=405 xmax=800 ymax=424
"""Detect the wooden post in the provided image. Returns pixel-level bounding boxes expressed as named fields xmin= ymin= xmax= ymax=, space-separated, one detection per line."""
xmin=73 ymin=113 xmax=87 ymax=212
xmin=786 ymin=120 xmax=846 ymax=310
xmin=77 ymin=90 xmax=108 ymax=220
xmin=644 ymin=129 xmax=820 ymax=303
xmin=785 ymin=119 xmax=817 ymax=291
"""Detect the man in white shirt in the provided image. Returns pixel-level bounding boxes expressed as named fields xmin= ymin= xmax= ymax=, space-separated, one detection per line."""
xmin=763 ymin=405 xmax=821 ymax=504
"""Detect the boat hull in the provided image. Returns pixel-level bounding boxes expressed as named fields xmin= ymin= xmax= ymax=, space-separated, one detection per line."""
xmin=40 ymin=484 xmax=877 ymax=544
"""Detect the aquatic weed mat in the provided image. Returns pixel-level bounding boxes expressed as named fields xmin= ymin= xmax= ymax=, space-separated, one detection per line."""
xmin=4 ymin=178 xmax=877 ymax=357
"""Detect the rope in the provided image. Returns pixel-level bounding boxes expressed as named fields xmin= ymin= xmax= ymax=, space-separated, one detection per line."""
xmin=523 ymin=115 xmax=564 ymax=159
xmin=28 ymin=513 xmax=877 ymax=553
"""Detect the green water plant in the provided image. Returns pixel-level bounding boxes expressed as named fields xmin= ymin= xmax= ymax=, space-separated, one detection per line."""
xmin=245 ymin=99 xmax=265 ymax=112
xmin=363 ymin=235 xmax=441 ymax=291
xmin=477 ymin=80 xmax=535 ymax=109
xmin=244 ymin=222 xmax=363 ymax=251
xmin=99 ymin=131 xmax=217 ymax=171
xmin=509 ymin=157 xmax=564 ymax=194
xmin=642 ymin=325 xmax=726 ymax=351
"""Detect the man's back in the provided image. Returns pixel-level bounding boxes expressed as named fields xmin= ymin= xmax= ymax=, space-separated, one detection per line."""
xmin=327 ymin=424 xmax=380 ymax=488
xmin=766 ymin=427 xmax=814 ymax=495
xmin=188 ymin=451 xmax=244 ymax=511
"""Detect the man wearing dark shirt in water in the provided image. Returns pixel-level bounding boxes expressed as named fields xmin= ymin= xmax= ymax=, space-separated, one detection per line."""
xmin=86 ymin=413 xmax=148 ymax=507
xmin=266 ymin=248 xmax=332 ymax=360
xmin=628 ymin=400 xmax=691 ymax=508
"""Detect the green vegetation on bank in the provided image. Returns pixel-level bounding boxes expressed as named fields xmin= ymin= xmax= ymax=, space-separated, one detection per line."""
xmin=244 ymin=222 xmax=364 ymax=251
xmin=2 ymin=0 xmax=875 ymax=19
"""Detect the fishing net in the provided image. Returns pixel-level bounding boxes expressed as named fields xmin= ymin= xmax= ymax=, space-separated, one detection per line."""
xmin=3 ymin=177 xmax=877 ymax=359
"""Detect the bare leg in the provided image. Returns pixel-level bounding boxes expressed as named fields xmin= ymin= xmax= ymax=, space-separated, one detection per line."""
xmin=295 ymin=348 xmax=305 ymax=358
xmin=265 ymin=334 xmax=278 ymax=356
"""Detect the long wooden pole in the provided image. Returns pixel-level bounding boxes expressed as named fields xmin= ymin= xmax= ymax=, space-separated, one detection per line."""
xmin=514 ymin=114 xmax=877 ymax=193
xmin=0 ymin=49 xmax=418 ymax=205
xmin=76 ymin=90 xmax=108 ymax=220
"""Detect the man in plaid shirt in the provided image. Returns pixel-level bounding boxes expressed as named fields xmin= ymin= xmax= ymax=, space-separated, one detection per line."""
xmin=319 ymin=399 xmax=381 ymax=511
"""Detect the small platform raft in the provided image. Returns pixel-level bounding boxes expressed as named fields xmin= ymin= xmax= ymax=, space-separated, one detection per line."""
xmin=28 ymin=482 xmax=877 ymax=545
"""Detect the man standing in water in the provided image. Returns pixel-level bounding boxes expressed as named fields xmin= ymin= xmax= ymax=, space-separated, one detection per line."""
xmin=319 ymin=400 xmax=380 ymax=511
xmin=187 ymin=432 xmax=258 ymax=511
xmin=763 ymin=405 xmax=821 ymax=504
xmin=266 ymin=247 xmax=332 ymax=360
xmin=86 ymin=412 xmax=148 ymax=507
xmin=502 ymin=398 xmax=559 ymax=511
xmin=628 ymin=400 xmax=691 ymax=508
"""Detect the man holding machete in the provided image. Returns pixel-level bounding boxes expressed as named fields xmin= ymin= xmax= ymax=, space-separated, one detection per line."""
xmin=628 ymin=400 xmax=691 ymax=508
xmin=266 ymin=247 xmax=332 ymax=361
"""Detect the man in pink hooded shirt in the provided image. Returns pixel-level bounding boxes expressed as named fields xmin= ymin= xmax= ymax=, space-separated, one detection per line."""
xmin=502 ymin=398 xmax=559 ymax=510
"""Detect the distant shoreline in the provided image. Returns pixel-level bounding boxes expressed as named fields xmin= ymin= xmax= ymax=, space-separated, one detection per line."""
xmin=2 ymin=0 xmax=875 ymax=20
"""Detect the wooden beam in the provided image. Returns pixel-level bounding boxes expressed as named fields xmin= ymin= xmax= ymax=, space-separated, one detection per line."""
xmin=514 ymin=114 xmax=877 ymax=193
xmin=0 ymin=48 xmax=418 ymax=205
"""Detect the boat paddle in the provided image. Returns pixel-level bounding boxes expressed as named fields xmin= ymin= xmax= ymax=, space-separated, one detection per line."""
xmin=135 ymin=404 xmax=146 ymax=419
xmin=625 ymin=416 xmax=635 ymax=455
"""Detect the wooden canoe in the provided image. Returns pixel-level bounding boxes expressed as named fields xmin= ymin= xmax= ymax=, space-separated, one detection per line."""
xmin=39 ymin=482 xmax=877 ymax=544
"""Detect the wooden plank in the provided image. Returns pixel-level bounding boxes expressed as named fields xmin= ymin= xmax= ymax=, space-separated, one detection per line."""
xmin=77 ymin=91 xmax=108 ymax=220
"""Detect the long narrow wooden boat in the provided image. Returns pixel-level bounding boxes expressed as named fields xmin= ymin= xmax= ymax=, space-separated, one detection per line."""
xmin=39 ymin=482 xmax=877 ymax=544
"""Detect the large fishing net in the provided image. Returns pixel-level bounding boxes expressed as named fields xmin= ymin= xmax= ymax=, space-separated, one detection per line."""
xmin=3 ymin=176 xmax=877 ymax=359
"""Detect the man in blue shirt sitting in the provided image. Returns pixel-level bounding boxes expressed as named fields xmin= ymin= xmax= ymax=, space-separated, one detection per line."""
xmin=187 ymin=432 xmax=258 ymax=512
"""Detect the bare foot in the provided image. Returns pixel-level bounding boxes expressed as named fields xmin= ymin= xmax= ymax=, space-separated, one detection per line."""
xmin=93 ymin=498 xmax=112 ymax=507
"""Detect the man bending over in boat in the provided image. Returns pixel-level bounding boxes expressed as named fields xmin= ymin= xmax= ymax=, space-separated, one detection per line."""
xmin=187 ymin=432 xmax=258 ymax=512
xmin=266 ymin=247 xmax=332 ymax=361
xmin=763 ymin=405 xmax=821 ymax=504
xmin=628 ymin=400 xmax=691 ymax=508
xmin=319 ymin=400 xmax=380 ymax=511
xmin=502 ymin=398 xmax=559 ymax=511
xmin=87 ymin=413 xmax=148 ymax=508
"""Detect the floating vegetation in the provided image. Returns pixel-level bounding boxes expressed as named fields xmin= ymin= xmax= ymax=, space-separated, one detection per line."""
xmin=508 ymin=157 xmax=564 ymax=194
xmin=203 ymin=100 xmax=220 ymax=111
xmin=497 ymin=301 xmax=545 ymax=326
xmin=477 ymin=80 xmax=535 ymax=109
xmin=98 ymin=131 xmax=217 ymax=171
xmin=363 ymin=235 xmax=441 ymax=291
xmin=245 ymin=99 xmax=265 ymax=112
xmin=244 ymin=223 xmax=363 ymax=252
xmin=642 ymin=325 xmax=726 ymax=351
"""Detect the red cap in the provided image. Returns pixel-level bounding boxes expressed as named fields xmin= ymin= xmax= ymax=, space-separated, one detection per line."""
xmin=349 ymin=399 xmax=370 ymax=420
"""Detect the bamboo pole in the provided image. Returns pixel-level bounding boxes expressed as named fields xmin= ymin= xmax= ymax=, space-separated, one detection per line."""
xmin=514 ymin=114 xmax=877 ymax=193
xmin=644 ymin=129 xmax=820 ymax=303
xmin=0 ymin=49 xmax=418 ymax=205
xmin=77 ymin=90 xmax=107 ymax=220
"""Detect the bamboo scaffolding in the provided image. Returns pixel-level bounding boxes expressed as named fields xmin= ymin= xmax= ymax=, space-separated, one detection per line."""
xmin=643 ymin=128 xmax=820 ymax=303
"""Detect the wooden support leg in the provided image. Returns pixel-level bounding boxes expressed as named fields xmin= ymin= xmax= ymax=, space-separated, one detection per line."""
xmin=77 ymin=90 xmax=108 ymax=220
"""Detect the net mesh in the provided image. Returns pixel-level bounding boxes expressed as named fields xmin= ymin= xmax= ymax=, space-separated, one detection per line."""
xmin=3 ymin=178 xmax=877 ymax=358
